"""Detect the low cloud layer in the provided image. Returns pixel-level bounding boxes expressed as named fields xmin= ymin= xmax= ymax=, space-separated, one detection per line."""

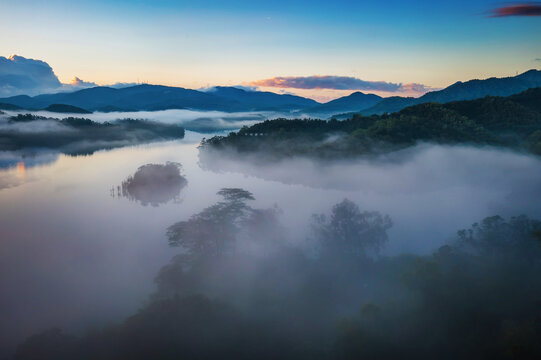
xmin=249 ymin=75 xmax=432 ymax=94
xmin=488 ymin=2 xmax=541 ymax=17
xmin=1 ymin=137 xmax=541 ymax=357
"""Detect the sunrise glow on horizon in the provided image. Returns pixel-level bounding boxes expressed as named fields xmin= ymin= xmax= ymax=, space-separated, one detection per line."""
xmin=1 ymin=0 xmax=540 ymax=100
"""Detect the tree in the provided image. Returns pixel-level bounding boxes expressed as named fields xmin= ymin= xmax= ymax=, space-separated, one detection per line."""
xmin=456 ymin=215 xmax=541 ymax=260
xmin=15 ymin=328 xmax=79 ymax=360
xmin=166 ymin=188 xmax=255 ymax=259
xmin=311 ymin=199 xmax=392 ymax=259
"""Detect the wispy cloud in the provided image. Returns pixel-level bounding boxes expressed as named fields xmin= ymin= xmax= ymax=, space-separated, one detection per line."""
xmin=534 ymin=58 xmax=541 ymax=62
xmin=108 ymin=82 xmax=139 ymax=89
xmin=69 ymin=77 xmax=97 ymax=88
xmin=487 ymin=2 xmax=541 ymax=17
xmin=249 ymin=75 xmax=432 ymax=94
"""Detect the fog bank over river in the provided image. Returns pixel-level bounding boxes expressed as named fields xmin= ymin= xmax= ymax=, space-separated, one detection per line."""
xmin=1 ymin=126 xmax=540 ymax=356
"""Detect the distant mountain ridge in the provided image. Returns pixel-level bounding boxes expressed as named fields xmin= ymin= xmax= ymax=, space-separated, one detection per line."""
xmin=207 ymin=86 xmax=318 ymax=110
xmin=0 ymin=70 xmax=539 ymax=115
xmin=202 ymin=87 xmax=541 ymax=159
xmin=303 ymin=91 xmax=382 ymax=115
xmin=0 ymin=84 xmax=319 ymax=113
xmin=44 ymin=104 xmax=91 ymax=114
xmin=355 ymin=69 xmax=541 ymax=116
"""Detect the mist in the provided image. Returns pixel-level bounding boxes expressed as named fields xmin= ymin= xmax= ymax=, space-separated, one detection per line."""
xmin=200 ymin=143 xmax=541 ymax=254
xmin=1 ymin=136 xmax=541 ymax=359
xmin=0 ymin=109 xmax=292 ymax=166
xmin=5 ymin=109 xmax=290 ymax=133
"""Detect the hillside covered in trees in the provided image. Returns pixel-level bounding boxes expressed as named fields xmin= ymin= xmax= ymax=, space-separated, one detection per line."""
xmin=202 ymin=88 xmax=541 ymax=159
xmin=13 ymin=189 xmax=541 ymax=360
xmin=339 ymin=68 xmax=541 ymax=116
xmin=0 ymin=113 xmax=185 ymax=155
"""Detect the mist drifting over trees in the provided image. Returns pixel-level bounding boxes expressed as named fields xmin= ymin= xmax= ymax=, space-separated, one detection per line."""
xmin=1 ymin=77 xmax=540 ymax=360
xmin=13 ymin=186 xmax=541 ymax=360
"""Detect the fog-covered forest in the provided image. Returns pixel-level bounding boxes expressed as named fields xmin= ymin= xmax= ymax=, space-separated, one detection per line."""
xmin=12 ymin=187 xmax=541 ymax=360
xmin=2 ymin=89 xmax=541 ymax=360
xmin=202 ymin=88 xmax=541 ymax=160
xmin=3 ymin=0 xmax=541 ymax=358
xmin=0 ymin=113 xmax=185 ymax=155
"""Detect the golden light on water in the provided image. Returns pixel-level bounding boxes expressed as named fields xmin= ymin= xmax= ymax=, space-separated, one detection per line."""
xmin=17 ymin=161 xmax=26 ymax=179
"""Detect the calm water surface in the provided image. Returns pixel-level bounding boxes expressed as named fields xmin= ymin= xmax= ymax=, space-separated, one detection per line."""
xmin=1 ymin=130 xmax=541 ymax=354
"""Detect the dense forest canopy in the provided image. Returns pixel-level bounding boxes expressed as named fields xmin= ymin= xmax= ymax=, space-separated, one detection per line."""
xmin=14 ymin=189 xmax=541 ymax=359
xmin=202 ymin=88 xmax=541 ymax=159
xmin=0 ymin=113 xmax=185 ymax=155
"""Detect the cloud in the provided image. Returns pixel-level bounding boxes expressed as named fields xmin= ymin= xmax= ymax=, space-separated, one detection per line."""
xmin=0 ymin=55 xmax=62 ymax=97
xmin=488 ymin=3 xmax=541 ymax=17
xmin=108 ymin=82 xmax=139 ymax=89
xmin=0 ymin=55 xmax=101 ymax=96
xmin=66 ymin=81 xmax=140 ymax=90
xmin=400 ymin=83 xmax=436 ymax=93
xmin=249 ymin=75 xmax=432 ymax=94
xmin=69 ymin=77 xmax=97 ymax=88
xmin=0 ymin=54 xmax=143 ymax=97
xmin=201 ymin=85 xmax=259 ymax=92
xmin=534 ymin=58 xmax=541 ymax=62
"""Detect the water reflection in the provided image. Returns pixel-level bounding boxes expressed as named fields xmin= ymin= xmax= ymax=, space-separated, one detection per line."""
xmin=16 ymin=161 xmax=25 ymax=178
xmin=116 ymin=162 xmax=187 ymax=206
xmin=0 ymin=150 xmax=59 ymax=170
xmin=0 ymin=154 xmax=58 ymax=190
xmin=2 ymin=138 xmax=541 ymax=358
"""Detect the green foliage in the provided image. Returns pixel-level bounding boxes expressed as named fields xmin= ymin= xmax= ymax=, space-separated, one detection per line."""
xmin=311 ymin=199 xmax=392 ymax=259
xmin=202 ymin=88 xmax=541 ymax=159
xmin=335 ymin=214 xmax=541 ymax=360
xmin=166 ymin=188 xmax=256 ymax=258
xmin=526 ymin=130 xmax=541 ymax=155
xmin=8 ymin=114 xmax=48 ymax=122
xmin=14 ymin=328 xmax=79 ymax=360
xmin=15 ymin=193 xmax=541 ymax=360
xmin=456 ymin=215 xmax=541 ymax=258
xmin=0 ymin=114 xmax=185 ymax=154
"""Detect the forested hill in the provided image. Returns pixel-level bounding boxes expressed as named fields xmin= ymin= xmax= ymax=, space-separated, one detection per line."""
xmin=0 ymin=114 xmax=185 ymax=155
xmin=201 ymin=87 xmax=541 ymax=159
xmin=348 ymin=69 xmax=541 ymax=116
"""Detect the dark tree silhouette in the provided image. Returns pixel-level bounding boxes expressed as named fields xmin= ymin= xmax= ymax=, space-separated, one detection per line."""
xmin=120 ymin=162 xmax=187 ymax=206
xmin=166 ymin=188 xmax=256 ymax=259
xmin=311 ymin=199 xmax=392 ymax=259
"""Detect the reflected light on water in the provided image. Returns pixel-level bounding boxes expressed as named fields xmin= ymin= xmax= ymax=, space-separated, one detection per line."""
xmin=16 ymin=161 xmax=25 ymax=179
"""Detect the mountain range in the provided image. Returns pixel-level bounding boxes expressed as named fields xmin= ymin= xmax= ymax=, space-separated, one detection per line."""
xmin=0 ymin=70 xmax=539 ymax=116
xmin=342 ymin=69 xmax=541 ymax=118
xmin=0 ymin=84 xmax=318 ymax=113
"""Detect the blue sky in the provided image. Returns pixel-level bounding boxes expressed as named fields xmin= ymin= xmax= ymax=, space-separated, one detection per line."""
xmin=0 ymin=0 xmax=540 ymax=100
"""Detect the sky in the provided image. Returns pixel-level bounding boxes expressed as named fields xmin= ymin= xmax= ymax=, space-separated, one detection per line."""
xmin=0 ymin=0 xmax=540 ymax=101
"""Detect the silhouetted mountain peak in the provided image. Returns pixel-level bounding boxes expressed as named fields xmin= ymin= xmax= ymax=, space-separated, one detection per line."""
xmin=354 ymin=70 xmax=541 ymax=117
xmin=304 ymin=91 xmax=382 ymax=115
xmin=346 ymin=91 xmax=379 ymax=98
xmin=517 ymin=69 xmax=541 ymax=80
xmin=0 ymin=84 xmax=317 ymax=112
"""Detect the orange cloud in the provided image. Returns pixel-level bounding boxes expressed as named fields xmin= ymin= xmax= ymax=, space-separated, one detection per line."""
xmin=249 ymin=75 xmax=433 ymax=94
xmin=488 ymin=3 xmax=541 ymax=17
